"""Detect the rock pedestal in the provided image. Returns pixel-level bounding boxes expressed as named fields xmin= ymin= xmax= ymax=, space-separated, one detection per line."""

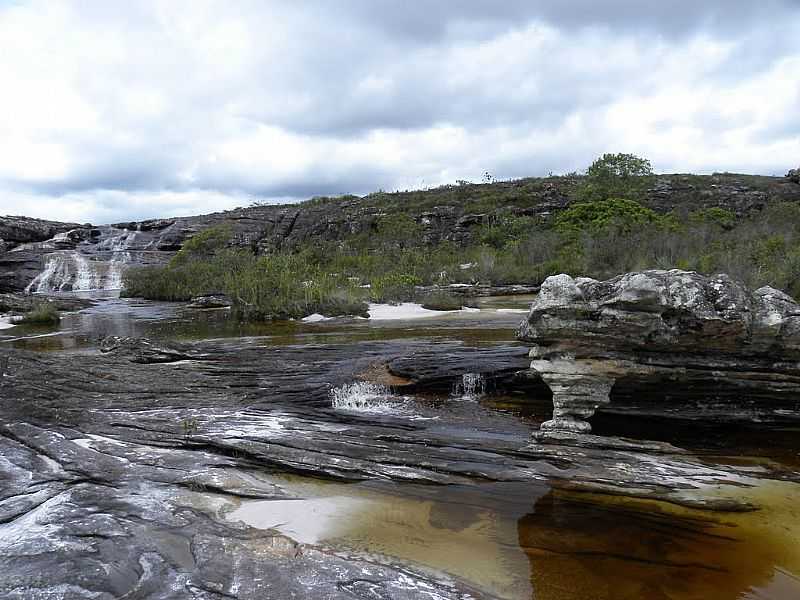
xmin=518 ymin=270 xmax=800 ymax=434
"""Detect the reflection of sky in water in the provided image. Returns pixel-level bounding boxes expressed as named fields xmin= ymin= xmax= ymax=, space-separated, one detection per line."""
xmin=1 ymin=293 xmax=534 ymax=351
xmin=224 ymin=476 xmax=800 ymax=600
xmin=227 ymin=480 xmax=543 ymax=600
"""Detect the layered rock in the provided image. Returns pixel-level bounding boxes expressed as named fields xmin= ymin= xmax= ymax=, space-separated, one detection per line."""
xmin=517 ymin=270 xmax=800 ymax=433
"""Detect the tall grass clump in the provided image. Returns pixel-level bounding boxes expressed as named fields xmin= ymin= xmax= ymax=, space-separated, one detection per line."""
xmin=20 ymin=302 xmax=61 ymax=325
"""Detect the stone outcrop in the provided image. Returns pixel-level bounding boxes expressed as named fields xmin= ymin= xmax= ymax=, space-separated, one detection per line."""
xmin=187 ymin=292 xmax=233 ymax=309
xmin=789 ymin=167 xmax=800 ymax=184
xmin=0 ymin=292 xmax=95 ymax=313
xmin=517 ymin=270 xmax=800 ymax=433
xmin=4 ymin=173 xmax=800 ymax=293
xmin=0 ymin=215 xmax=82 ymax=249
xmin=99 ymin=336 xmax=205 ymax=363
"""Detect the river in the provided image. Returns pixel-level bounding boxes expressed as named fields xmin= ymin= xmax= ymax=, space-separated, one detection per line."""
xmin=1 ymin=292 xmax=798 ymax=599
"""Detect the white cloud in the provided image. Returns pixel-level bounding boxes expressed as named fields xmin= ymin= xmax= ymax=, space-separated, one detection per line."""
xmin=0 ymin=0 xmax=797 ymax=223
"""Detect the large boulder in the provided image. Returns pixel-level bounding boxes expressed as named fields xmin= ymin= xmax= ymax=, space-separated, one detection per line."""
xmin=788 ymin=167 xmax=800 ymax=184
xmin=517 ymin=270 xmax=800 ymax=433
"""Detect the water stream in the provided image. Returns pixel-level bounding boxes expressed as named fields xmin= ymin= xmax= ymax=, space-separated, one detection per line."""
xmin=3 ymin=292 xmax=800 ymax=599
xmin=24 ymin=226 xmax=165 ymax=293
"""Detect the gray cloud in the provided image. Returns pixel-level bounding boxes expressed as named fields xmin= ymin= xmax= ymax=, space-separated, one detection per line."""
xmin=0 ymin=0 xmax=798 ymax=222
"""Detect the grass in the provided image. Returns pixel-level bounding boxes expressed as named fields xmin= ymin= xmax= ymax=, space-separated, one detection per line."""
xmin=19 ymin=302 xmax=61 ymax=325
xmin=122 ymin=162 xmax=800 ymax=319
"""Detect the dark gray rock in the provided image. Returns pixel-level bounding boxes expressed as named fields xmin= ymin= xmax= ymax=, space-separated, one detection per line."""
xmin=0 ymin=292 xmax=95 ymax=313
xmin=0 ymin=216 xmax=82 ymax=249
xmin=517 ymin=270 xmax=800 ymax=434
xmin=789 ymin=167 xmax=800 ymax=184
xmin=4 ymin=173 xmax=800 ymax=293
xmin=99 ymin=336 xmax=205 ymax=363
xmin=0 ymin=249 xmax=44 ymax=293
xmin=187 ymin=293 xmax=233 ymax=309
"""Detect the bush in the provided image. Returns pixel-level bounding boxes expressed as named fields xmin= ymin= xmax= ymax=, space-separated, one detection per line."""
xmin=171 ymin=225 xmax=233 ymax=266
xmin=555 ymin=198 xmax=662 ymax=234
xmin=419 ymin=292 xmax=466 ymax=311
xmin=369 ymin=273 xmax=422 ymax=303
xmin=20 ymin=303 xmax=60 ymax=325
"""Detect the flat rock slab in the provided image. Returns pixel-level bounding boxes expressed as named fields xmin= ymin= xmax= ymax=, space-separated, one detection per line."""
xmin=1 ymin=337 xmax=797 ymax=597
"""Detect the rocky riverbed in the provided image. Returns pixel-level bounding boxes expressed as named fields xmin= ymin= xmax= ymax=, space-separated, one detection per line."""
xmin=1 ymin=292 xmax=799 ymax=599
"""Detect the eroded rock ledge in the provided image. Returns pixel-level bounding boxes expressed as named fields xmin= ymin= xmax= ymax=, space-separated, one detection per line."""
xmin=517 ymin=270 xmax=800 ymax=434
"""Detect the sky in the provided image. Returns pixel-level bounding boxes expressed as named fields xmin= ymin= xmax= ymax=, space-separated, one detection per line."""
xmin=0 ymin=1 xmax=798 ymax=224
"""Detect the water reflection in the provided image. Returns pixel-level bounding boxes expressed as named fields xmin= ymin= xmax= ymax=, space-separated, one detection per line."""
xmin=1 ymin=293 xmax=533 ymax=351
xmin=220 ymin=473 xmax=800 ymax=600
xmin=522 ymin=487 xmax=800 ymax=600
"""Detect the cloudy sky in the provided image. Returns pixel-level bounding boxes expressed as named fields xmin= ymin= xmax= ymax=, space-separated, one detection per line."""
xmin=0 ymin=1 xmax=798 ymax=224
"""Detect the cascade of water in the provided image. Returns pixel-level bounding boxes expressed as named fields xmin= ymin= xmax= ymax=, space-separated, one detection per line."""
xmin=330 ymin=382 xmax=410 ymax=414
xmin=452 ymin=372 xmax=486 ymax=399
xmin=26 ymin=227 xmax=140 ymax=293
xmin=25 ymin=253 xmax=70 ymax=293
xmin=73 ymin=253 xmax=97 ymax=290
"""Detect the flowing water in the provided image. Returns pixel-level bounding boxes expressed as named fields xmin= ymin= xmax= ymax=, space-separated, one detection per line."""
xmin=24 ymin=226 xmax=167 ymax=293
xmin=3 ymin=292 xmax=800 ymax=599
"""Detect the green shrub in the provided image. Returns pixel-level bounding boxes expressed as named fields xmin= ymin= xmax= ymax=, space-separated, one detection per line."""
xmin=556 ymin=198 xmax=662 ymax=235
xmin=369 ymin=273 xmax=422 ymax=303
xmin=419 ymin=292 xmax=466 ymax=311
xmin=20 ymin=303 xmax=60 ymax=325
xmin=171 ymin=225 xmax=233 ymax=266
xmin=689 ymin=207 xmax=736 ymax=230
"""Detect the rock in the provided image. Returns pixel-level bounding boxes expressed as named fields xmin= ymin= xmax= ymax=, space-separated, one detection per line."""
xmin=4 ymin=173 xmax=800 ymax=293
xmin=517 ymin=270 xmax=800 ymax=434
xmin=187 ymin=293 xmax=233 ymax=309
xmin=0 ymin=216 xmax=82 ymax=249
xmin=788 ymin=167 xmax=800 ymax=184
xmin=138 ymin=218 xmax=176 ymax=231
xmin=99 ymin=336 xmax=204 ymax=363
xmin=0 ymin=292 xmax=95 ymax=313
xmin=415 ymin=283 xmax=540 ymax=297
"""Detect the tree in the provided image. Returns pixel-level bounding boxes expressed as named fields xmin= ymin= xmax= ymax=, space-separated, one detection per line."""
xmin=578 ymin=153 xmax=654 ymax=202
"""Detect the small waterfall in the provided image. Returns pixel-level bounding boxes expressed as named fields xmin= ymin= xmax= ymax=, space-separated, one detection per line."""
xmin=330 ymin=382 xmax=409 ymax=414
xmin=452 ymin=372 xmax=486 ymax=399
xmin=25 ymin=228 xmax=141 ymax=293
xmin=26 ymin=252 xmax=111 ymax=292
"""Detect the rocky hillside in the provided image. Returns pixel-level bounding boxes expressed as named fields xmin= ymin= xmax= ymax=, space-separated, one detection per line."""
xmin=2 ymin=172 xmax=800 ymax=293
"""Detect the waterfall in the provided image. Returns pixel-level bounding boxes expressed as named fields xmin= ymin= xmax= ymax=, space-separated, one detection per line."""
xmin=26 ymin=252 xmax=116 ymax=292
xmin=26 ymin=228 xmax=141 ymax=293
xmin=330 ymin=382 xmax=410 ymax=414
xmin=452 ymin=372 xmax=486 ymax=399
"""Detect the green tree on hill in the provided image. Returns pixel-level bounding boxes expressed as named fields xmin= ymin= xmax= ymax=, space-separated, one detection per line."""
xmin=578 ymin=153 xmax=654 ymax=202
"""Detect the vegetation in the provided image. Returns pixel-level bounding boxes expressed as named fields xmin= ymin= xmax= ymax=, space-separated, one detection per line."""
xmin=577 ymin=152 xmax=654 ymax=202
xmin=19 ymin=302 xmax=61 ymax=325
xmin=123 ymin=154 xmax=800 ymax=318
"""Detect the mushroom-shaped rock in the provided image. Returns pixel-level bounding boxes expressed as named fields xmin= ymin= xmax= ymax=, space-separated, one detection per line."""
xmin=517 ymin=270 xmax=800 ymax=435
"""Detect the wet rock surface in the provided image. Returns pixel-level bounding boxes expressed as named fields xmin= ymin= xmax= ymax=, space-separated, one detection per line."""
xmin=0 ymin=292 xmax=96 ymax=313
xmin=187 ymin=293 xmax=233 ymax=310
xmin=518 ymin=270 xmax=800 ymax=433
xmin=1 ymin=297 xmax=799 ymax=598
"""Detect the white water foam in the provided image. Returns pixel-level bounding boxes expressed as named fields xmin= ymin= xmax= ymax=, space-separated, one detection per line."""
xmin=452 ymin=372 xmax=486 ymax=400
xmin=330 ymin=382 xmax=410 ymax=414
xmin=26 ymin=228 xmax=139 ymax=293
